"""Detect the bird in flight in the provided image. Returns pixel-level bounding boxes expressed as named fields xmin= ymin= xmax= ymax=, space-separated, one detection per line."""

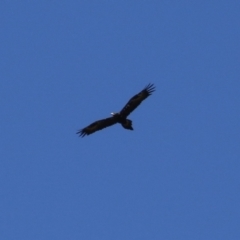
xmin=77 ymin=83 xmax=155 ymax=137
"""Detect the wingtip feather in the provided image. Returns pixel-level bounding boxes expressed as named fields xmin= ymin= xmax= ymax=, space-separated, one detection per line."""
xmin=144 ymin=83 xmax=155 ymax=95
xmin=76 ymin=129 xmax=87 ymax=137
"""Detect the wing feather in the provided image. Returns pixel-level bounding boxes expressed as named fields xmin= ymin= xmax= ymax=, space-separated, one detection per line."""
xmin=120 ymin=83 xmax=155 ymax=118
xmin=77 ymin=117 xmax=117 ymax=137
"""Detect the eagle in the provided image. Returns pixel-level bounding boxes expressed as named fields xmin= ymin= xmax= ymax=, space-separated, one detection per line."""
xmin=77 ymin=83 xmax=155 ymax=137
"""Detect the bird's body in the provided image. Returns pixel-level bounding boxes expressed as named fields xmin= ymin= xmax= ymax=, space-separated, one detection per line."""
xmin=111 ymin=113 xmax=133 ymax=130
xmin=77 ymin=83 xmax=155 ymax=137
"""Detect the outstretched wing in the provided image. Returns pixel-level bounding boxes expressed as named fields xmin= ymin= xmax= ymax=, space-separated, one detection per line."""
xmin=120 ymin=83 xmax=155 ymax=118
xmin=77 ymin=117 xmax=117 ymax=137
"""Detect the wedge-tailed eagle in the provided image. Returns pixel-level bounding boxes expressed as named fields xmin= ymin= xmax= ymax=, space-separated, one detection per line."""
xmin=77 ymin=83 xmax=155 ymax=137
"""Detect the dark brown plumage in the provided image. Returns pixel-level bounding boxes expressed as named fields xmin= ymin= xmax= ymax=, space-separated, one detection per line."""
xmin=77 ymin=117 xmax=116 ymax=137
xmin=77 ymin=83 xmax=155 ymax=137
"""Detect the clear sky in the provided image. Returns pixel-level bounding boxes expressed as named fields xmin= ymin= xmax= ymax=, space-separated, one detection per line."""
xmin=1 ymin=1 xmax=240 ymax=239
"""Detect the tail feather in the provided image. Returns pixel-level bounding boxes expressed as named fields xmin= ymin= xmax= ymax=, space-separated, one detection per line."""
xmin=121 ymin=119 xmax=133 ymax=130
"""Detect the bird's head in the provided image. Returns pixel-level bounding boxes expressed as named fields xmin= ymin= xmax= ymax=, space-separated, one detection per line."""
xmin=111 ymin=112 xmax=120 ymax=118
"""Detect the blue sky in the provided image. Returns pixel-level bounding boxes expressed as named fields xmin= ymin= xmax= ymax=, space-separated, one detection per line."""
xmin=1 ymin=1 xmax=240 ymax=239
